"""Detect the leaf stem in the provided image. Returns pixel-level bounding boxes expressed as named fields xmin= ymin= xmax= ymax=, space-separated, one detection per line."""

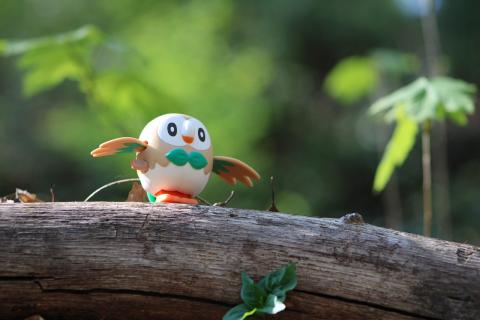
xmin=84 ymin=178 xmax=140 ymax=201
xmin=422 ymin=121 xmax=432 ymax=237
xmin=213 ymin=190 xmax=235 ymax=207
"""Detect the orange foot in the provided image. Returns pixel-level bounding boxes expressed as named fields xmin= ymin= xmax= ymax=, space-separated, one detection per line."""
xmin=155 ymin=190 xmax=199 ymax=205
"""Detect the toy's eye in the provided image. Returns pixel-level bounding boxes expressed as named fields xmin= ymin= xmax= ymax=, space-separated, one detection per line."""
xmin=158 ymin=115 xmax=185 ymax=146
xmin=187 ymin=118 xmax=211 ymax=150
xmin=198 ymin=128 xmax=206 ymax=142
xmin=167 ymin=123 xmax=177 ymax=136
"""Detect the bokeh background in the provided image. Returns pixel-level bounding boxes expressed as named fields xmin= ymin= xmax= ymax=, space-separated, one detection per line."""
xmin=1 ymin=0 xmax=479 ymax=244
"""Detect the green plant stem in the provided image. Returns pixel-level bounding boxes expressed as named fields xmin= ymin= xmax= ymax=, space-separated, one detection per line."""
xmin=422 ymin=121 xmax=432 ymax=237
xmin=421 ymin=0 xmax=449 ymax=238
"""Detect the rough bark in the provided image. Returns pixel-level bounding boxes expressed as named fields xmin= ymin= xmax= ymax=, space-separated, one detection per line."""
xmin=0 ymin=203 xmax=479 ymax=320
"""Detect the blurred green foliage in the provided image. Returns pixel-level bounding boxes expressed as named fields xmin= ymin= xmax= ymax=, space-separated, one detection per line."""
xmin=325 ymin=50 xmax=420 ymax=106
xmin=1 ymin=0 xmax=480 ymax=244
xmin=324 ymin=56 xmax=378 ymax=105
xmin=369 ymin=77 xmax=476 ymax=192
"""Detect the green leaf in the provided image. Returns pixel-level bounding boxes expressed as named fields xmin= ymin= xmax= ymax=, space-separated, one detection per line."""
xmin=431 ymin=77 xmax=476 ymax=96
xmin=370 ymin=76 xmax=476 ymax=127
xmin=223 ymin=304 xmax=255 ymax=320
xmin=410 ymin=84 xmax=438 ymax=122
xmin=1 ymin=25 xmax=101 ymax=57
xmin=258 ymin=263 xmax=297 ymax=298
xmin=324 ymin=56 xmax=378 ymax=105
xmin=369 ymin=77 xmax=428 ymax=116
xmin=0 ymin=25 xmax=102 ymax=97
xmin=225 ymin=264 xmax=297 ymax=320
xmin=240 ymin=272 xmax=267 ymax=308
xmin=373 ymin=108 xmax=418 ymax=192
xmin=18 ymin=47 xmax=86 ymax=96
xmin=447 ymin=111 xmax=468 ymax=126
xmin=431 ymin=77 xmax=476 ymax=116
xmin=257 ymin=294 xmax=286 ymax=315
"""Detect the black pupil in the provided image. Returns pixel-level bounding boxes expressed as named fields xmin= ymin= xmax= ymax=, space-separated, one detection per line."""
xmin=198 ymin=128 xmax=206 ymax=142
xmin=167 ymin=123 xmax=177 ymax=136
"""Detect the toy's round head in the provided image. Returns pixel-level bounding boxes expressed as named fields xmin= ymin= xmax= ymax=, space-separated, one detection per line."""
xmin=137 ymin=114 xmax=214 ymax=197
xmin=143 ymin=113 xmax=212 ymax=151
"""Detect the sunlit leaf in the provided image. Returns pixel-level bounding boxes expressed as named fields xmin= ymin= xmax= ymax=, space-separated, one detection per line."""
xmin=431 ymin=77 xmax=476 ymax=96
xmin=373 ymin=108 xmax=418 ymax=192
xmin=0 ymin=25 xmax=103 ymax=97
xmin=18 ymin=47 xmax=86 ymax=96
xmin=369 ymin=76 xmax=476 ymax=125
xmin=412 ymin=84 xmax=439 ymax=122
xmin=1 ymin=25 xmax=101 ymax=56
xmin=324 ymin=56 xmax=378 ymax=105
xmin=431 ymin=77 xmax=476 ymax=115
xmin=369 ymin=77 xmax=428 ymax=116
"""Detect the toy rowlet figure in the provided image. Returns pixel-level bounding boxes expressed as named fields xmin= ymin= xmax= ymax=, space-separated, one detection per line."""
xmin=91 ymin=113 xmax=260 ymax=204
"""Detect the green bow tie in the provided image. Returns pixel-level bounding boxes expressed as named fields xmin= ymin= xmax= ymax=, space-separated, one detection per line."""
xmin=165 ymin=148 xmax=208 ymax=170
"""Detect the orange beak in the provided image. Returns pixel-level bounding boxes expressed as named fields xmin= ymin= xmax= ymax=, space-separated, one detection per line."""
xmin=182 ymin=135 xmax=194 ymax=144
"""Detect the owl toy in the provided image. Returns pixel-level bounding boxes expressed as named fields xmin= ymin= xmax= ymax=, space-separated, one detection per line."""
xmin=91 ymin=113 xmax=260 ymax=204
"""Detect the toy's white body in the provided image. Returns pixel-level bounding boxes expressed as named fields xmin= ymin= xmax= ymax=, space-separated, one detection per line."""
xmin=138 ymin=162 xmax=211 ymax=197
xmin=137 ymin=114 xmax=213 ymax=198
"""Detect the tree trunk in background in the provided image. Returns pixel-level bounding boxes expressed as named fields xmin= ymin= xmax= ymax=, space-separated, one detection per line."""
xmin=383 ymin=173 xmax=403 ymax=229
xmin=376 ymin=74 xmax=404 ymax=230
xmin=420 ymin=0 xmax=452 ymax=239
xmin=1 ymin=203 xmax=479 ymax=320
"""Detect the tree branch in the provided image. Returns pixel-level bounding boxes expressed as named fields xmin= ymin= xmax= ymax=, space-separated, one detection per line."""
xmin=0 ymin=203 xmax=478 ymax=319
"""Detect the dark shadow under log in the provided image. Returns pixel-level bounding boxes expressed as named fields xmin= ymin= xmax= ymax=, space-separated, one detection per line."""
xmin=0 ymin=203 xmax=479 ymax=319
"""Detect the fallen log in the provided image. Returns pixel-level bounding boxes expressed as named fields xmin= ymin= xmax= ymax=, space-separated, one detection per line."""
xmin=0 ymin=202 xmax=479 ymax=319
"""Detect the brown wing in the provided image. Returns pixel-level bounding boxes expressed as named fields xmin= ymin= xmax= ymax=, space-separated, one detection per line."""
xmin=212 ymin=156 xmax=260 ymax=187
xmin=91 ymin=137 xmax=148 ymax=157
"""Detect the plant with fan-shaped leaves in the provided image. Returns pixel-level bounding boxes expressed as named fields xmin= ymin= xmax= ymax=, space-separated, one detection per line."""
xmin=369 ymin=76 xmax=476 ymax=235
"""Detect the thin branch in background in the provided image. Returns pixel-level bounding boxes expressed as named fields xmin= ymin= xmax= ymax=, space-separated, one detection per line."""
xmin=422 ymin=121 xmax=433 ymax=237
xmin=50 ymin=187 xmax=55 ymax=202
xmin=268 ymin=176 xmax=279 ymax=212
xmin=196 ymin=195 xmax=212 ymax=206
xmin=213 ymin=191 xmax=235 ymax=207
xmin=84 ymin=178 xmax=140 ymax=202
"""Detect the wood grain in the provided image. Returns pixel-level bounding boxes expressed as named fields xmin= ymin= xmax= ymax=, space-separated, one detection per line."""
xmin=0 ymin=202 xmax=479 ymax=319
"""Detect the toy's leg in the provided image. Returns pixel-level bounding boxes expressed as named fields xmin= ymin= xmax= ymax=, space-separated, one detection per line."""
xmin=154 ymin=190 xmax=198 ymax=205
xmin=147 ymin=192 xmax=156 ymax=203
